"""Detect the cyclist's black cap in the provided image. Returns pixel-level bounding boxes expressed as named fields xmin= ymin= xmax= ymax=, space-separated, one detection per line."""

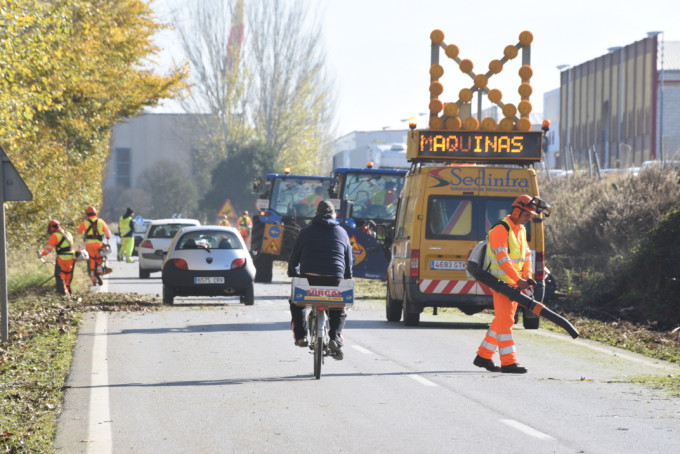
xmin=316 ymin=200 xmax=335 ymax=216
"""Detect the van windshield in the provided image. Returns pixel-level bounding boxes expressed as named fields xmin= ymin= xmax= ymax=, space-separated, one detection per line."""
xmin=425 ymin=196 xmax=531 ymax=241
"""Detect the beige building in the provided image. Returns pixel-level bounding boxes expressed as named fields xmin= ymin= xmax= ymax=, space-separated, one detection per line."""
xmin=102 ymin=113 xmax=211 ymax=220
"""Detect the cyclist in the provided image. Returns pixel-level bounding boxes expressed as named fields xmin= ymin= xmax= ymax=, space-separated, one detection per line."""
xmin=287 ymin=200 xmax=353 ymax=360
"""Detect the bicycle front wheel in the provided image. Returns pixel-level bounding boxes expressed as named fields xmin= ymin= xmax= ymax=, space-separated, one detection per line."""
xmin=313 ymin=312 xmax=323 ymax=379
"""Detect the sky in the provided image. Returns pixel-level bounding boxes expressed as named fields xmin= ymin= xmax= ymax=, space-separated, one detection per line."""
xmin=150 ymin=0 xmax=680 ymax=139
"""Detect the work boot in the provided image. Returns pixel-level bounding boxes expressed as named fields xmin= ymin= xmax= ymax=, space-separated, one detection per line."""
xmin=96 ymin=275 xmax=103 ymax=286
xmin=329 ymin=339 xmax=344 ymax=361
xmin=294 ymin=338 xmax=308 ymax=348
xmin=473 ymin=355 xmax=500 ymax=372
xmin=501 ymin=363 xmax=528 ymax=374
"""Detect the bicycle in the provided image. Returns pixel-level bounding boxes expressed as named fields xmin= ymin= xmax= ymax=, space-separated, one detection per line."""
xmin=290 ymin=277 xmax=355 ymax=379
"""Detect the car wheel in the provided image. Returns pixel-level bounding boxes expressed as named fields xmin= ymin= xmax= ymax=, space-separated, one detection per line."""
xmin=163 ymin=285 xmax=174 ymax=305
xmin=402 ymin=284 xmax=420 ymax=326
xmin=139 ymin=267 xmax=150 ymax=279
xmin=386 ymin=284 xmax=402 ymax=322
xmin=243 ymin=282 xmax=255 ymax=306
xmin=253 ymin=254 xmax=273 ymax=283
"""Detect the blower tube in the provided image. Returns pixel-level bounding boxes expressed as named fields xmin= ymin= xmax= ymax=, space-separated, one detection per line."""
xmin=467 ymin=261 xmax=579 ymax=339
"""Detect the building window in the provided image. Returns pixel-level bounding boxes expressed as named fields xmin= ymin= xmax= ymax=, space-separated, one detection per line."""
xmin=116 ymin=147 xmax=131 ymax=188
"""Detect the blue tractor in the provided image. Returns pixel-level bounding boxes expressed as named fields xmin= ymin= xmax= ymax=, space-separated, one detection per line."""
xmin=251 ymin=172 xmax=332 ymax=282
xmin=330 ymin=167 xmax=408 ymax=280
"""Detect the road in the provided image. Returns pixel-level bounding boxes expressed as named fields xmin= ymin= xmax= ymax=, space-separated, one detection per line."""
xmin=55 ymin=258 xmax=680 ymax=453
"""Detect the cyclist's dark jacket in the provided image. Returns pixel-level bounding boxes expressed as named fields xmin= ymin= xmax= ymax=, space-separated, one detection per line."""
xmin=287 ymin=214 xmax=353 ymax=279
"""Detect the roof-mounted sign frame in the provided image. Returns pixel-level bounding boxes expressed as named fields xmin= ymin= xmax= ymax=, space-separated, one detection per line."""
xmin=407 ymin=129 xmax=542 ymax=163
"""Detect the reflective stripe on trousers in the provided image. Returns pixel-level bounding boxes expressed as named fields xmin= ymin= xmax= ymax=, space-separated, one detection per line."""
xmin=477 ymin=290 xmax=518 ymax=366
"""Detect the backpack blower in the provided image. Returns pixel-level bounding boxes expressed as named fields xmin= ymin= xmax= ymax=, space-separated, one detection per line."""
xmin=467 ymin=242 xmax=579 ymax=339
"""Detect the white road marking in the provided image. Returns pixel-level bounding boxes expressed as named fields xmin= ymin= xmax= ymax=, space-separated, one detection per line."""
xmin=500 ymin=419 xmax=555 ymax=441
xmin=351 ymin=345 xmax=372 ymax=354
xmin=407 ymin=374 xmax=439 ymax=387
xmin=88 ymin=312 xmax=112 ymax=454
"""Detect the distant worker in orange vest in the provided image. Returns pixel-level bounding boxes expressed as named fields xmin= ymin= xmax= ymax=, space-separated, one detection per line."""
xmin=474 ymin=194 xmax=539 ymax=374
xmin=77 ymin=206 xmax=112 ymax=286
xmin=218 ymin=214 xmax=231 ymax=227
xmin=238 ymin=210 xmax=253 ymax=243
xmin=39 ymin=219 xmax=77 ymax=296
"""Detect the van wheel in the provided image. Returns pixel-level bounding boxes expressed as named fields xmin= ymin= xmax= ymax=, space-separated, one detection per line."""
xmin=386 ymin=285 xmax=402 ymax=322
xmin=403 ymin=310 xmax=420 ymax=326
xmin=402 ymin=286 xmax=420 ymax=326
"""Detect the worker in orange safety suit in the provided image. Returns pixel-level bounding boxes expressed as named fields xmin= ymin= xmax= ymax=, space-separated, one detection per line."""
xmin=218 ymin=215 xmax=231 ymax=227
xmin=473 ymin=194 xmax=538 ymax=374
xmin=40 ymin=220 xmax=76 ymax=296
xmin=77 ymin=206 xmax=112 ymax=286
xmin=238 ymin=210 xmax=252 ymax=244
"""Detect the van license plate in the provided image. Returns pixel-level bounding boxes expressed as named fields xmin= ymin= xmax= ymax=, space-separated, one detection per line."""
xmin=431 ymin=260 xmax=466 ymax=271
xmin=194 ymin=277 xmax=225 ymax=284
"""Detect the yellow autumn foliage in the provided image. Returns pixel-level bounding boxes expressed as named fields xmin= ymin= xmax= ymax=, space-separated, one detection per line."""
xmin=0 ymin=0 xmax=186 ymax=249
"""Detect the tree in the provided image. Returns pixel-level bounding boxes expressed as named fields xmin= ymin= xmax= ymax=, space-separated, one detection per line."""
xmin=138 ymin=161 xmax=199 ymax=219
xmin=171 ymin=0 xmax=251 ymax=191
xmin=171 ymin=0 xmax=336 ymax=178
xmin=0 ymin=0 xmax=186 ymax=247
xmin=201 ymin=141 xmax=278 ymax=218
xmin=246 ymin=0 xmax=336 ymax=174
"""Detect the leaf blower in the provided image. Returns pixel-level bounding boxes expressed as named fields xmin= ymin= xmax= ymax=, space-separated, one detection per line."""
xmin=467 ymin=244 xmax=579 ymax=339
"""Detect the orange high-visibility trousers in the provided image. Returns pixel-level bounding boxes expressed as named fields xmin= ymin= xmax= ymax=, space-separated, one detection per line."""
xmin=477 ymin=290 xmax=519 ymax=366
xmin=85 ymin=242 xmax=104 ymax=283
xmin=55 ymin=257 xmax=75 ymax=295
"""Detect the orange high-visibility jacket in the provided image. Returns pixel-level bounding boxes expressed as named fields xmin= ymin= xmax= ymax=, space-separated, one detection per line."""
xmin=485 ymin=215 xmax=532 ymax=285
xmin=42 ymin=230 xmax=75 ymax=259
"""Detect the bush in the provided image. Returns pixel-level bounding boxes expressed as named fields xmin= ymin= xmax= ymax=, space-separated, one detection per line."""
xmin=540 ymin=167 xmax=680 ymax=328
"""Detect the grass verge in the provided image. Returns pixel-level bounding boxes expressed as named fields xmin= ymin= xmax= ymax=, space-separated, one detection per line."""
xmin=0 ymin=290 xmax=159 ymax=453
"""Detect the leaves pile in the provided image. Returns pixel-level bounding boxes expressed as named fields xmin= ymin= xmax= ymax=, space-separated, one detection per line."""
xmin=0 ymin=290 xmax=160 ymax=453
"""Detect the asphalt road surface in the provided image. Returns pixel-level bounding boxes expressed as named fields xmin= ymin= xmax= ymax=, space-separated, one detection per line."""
xmin=55 ymin=258 xmax=680 ymax=453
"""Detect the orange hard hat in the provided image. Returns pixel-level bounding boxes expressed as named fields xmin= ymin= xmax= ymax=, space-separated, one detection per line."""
xmin=47 ymin=219 xmax=61 ymax=233
xmin=512 ymin=195 xmax=538 ymax=215
xmin=86 ymin=206 xmax=97 ymax=216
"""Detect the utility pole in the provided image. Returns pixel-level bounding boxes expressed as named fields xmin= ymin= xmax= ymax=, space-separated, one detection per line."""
xmin=1 ymin=146 xmax=33 ymax=342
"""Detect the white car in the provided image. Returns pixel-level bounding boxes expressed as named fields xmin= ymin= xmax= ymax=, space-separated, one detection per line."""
xmin=161 ymin=226 xmax=256 ymax=305
xmin=138 ymin=218 xmax=201 ymax=278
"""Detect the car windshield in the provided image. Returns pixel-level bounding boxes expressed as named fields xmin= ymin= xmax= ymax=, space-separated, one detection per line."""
xmin=177 ymin=230 xmax=242 ymax=250
xmin=270 ymin=178 xmax=330 ymax=217
xmin=148 ymin=223 xmax=195 ymax=239
xmin=342 ymin=172 xmax=405 ymax=221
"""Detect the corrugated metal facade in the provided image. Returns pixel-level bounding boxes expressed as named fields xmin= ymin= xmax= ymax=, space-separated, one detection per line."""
xmin=558 ymin=35 xmax=658 ymax=168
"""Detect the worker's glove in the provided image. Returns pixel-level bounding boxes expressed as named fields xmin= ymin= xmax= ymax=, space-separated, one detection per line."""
xmin=527 ymin=278 xmax=537 ymax=287
xmin=37 ymin=251 xmax=42 ymax=259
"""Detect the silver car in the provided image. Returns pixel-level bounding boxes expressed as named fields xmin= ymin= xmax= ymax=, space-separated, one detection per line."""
xmin=161 ymin=226 xmax=256 ymax=305
xmin=138 ymin=218 xmax=201 ymax=278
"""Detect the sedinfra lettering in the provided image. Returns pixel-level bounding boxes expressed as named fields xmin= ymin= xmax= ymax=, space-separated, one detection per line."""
xmin=449 ymin=168 xmax=529 ymax=189
xmin=424 ymin=134 xmax=524 ymax=153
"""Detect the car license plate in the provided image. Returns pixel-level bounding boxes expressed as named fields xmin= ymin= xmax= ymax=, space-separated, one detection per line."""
xmin=194 ymin=277 xmax=225 ymax=284
xmin=430 ymin=260 xmax=466 ymax=271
